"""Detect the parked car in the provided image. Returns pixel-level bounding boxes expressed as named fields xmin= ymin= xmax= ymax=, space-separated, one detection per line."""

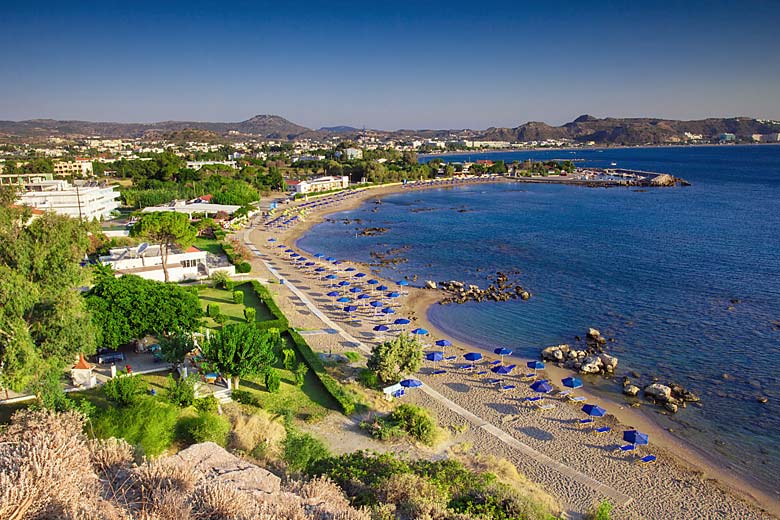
xmin=97 ymin=349 xmax=125 ymax=364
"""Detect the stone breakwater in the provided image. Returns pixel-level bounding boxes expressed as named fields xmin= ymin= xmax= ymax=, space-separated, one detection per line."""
xmin=424 ymin=271 xmax=531 ymax=305
xmin=541 ymin=328 xmax=701 ymax=414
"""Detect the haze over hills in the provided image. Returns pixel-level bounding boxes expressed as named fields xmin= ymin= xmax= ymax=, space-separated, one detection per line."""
xmin=0 ymin=114 xmax=778 ymax=145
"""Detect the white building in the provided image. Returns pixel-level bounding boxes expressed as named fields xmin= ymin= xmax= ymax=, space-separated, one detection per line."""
xmin=186 ymin=160 xmax=238 ymax=170
xmin=99 ymin=244 xmax=235 ymax=282
xmin=53 ymin=160 xmax=94 ymax=177
xmin=15 ymin=180 xmax=120 ymax=220
xmin=287 ymin=176 xmax=349 ymax=195
xmin=345 ymin=147 xmax=363 ymax=160
xmin=141 ymin=201 xmax=242 ymax=217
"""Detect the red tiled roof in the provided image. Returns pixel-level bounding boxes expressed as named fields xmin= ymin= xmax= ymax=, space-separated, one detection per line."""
xmin=199 ymin=194 xmax=213 ymax=201
xmin=186 ymin=246 xmax=201 ymax=253
xmin=73 ymin=353 xmax=92 ymax=370
xmin=285 ymin=180 xmax=301 ymax=185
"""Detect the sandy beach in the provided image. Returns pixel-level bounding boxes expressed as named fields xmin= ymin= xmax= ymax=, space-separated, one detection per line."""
xmin=237 ymin=181 xmax=779 ymax=519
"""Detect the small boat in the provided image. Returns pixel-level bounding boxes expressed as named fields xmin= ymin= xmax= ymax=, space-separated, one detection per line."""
xmin=610 ymin=162 xmax=617 ymax=166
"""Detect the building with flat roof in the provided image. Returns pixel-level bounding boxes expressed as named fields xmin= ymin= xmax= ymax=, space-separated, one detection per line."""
xmin=0 ymin=172 xmax=53 ymax=185
xmin=140 ymin=201 xmax=241 ymax=217
xmin=53 ymin=160 xmax=94 ymax=177
xmin=288 ymin=175 xmax=349 ymax=195
xmin=99 ymin=244 xmax=235 ymax=282
xmin=15 ymin=180 xmax=120 ymax=220
xmin=185 ymin=160 xmax=238 ymax=170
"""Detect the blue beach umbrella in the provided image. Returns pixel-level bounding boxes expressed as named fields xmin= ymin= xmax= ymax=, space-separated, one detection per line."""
xmin=562 ymin=377 xmax=583 ymax=390
xmin=492 ymin=365 xmax=515 ymax=374
xmin=400 ymin=378 xmax=422 ymax=388
xmin=315 ymin=267 xmax=326 ymax=272
xmin=369 ymin=301 xmax=384 ymax=308
xmin=425 ymin=351 xmax=444 ymax=362
xmin=623 ymin=430 xmax=649 ymax=446
xmin=354 ymin=272 xmax=367 ymax=278
xmin=387 ymin=291 xmax=401 ymax=298
xmin=527 ymin=360 xmax=545 ymax=371
xmin=494 ymin=347 xmax=513 ymax=363
xmin=277 ymin=244 xmax=286 ymax=248
xmin=290 ymin=253 xmax=299 ymax=258
xmin=373 ymin=324 xmax=390 ymax=332
xmin=345 ymin=267 xmax=356 ymax=272
xmin=268 ymin=238 xmax=276 ymax=242
xmin=325 ymin=274 xmax=338 ymax=280
xmin=338 ymin=281 xmax=350 ymax=287
xmin=394 ymin=318 xmax=411 ymax=327
xmin=326 ymin=256 xmax=335 ymax=262
xmin=333 ymin=260 xmax=343 ymax=266
xmin=343 ymin=305 xmax=358 ymax=313
xmin=285 ymin=248 xmax=294 ymax=253
xmin=435 ymin=339 xmax=452 ymax=347
xmin=336 ymin=297 xmax=351 ymax=303
xmin=411 ymin=328 xmax=429 ymax=335
xmin=377 ymin=285 xmax=389 ymax=291
xmin=357 ymin=293 xmax=370 ymax=300
xmin=381 ymin=307 xmax=396 ymax=315
xmin=349 ymin=287 xmax=362 ymax=294
xmin=326 ymin=291 xmax=340 ymax=298
xmin=305 ymin=262 xmax=315 ymax=267
xmin=314 ymin=253 xmax=325 ymax=258
xmin=464 ymin=352 xmax=483 ymax=362
xmin=530 ymin=380 xmax=554 ymax=394
xmin=397 ymin=280 xmax=409 ymax=287
xmin=581 ymin=404 xmax=607 ymax=417
xmin=367 ymin=279 xmax=379 ymax=285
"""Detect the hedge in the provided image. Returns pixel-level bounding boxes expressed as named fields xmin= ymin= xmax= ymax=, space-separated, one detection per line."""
xmin=289 ymin=329 xmax=358 ymax=415
xmin=248 ymin=280 xmax=358 ymax=415
xmin=250 ymin=281 xmax=288 ymax=330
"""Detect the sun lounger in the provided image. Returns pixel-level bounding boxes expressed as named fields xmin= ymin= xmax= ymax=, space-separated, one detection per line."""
xmin=558 ymin=390 xmax=571 ymax=398
xmin=489 ymin=360 xmax=501 ymax=365
xmin=500 ymin=385 xmax=516 ymax=391
xmin=444 ymin=355 xmax=457 ymax=360
xmin=458 ymin=364 xmax=475 ymax=370
xmin=523 ymin=373 xmax=537 ymax=379
xmin=476 ymin=370 xmax=488 ymax=375
xmin=594 ymin=426 xmax=611 ymax=434
xmin=617 ymin=444 xmax=636 ymax=453
xmin=535 ymin=403 xmax=555 ymax=411
xmin=431 ymin=369 xmax=447 ymax=375
xmin=578 ymin=418 xmax=594 ymax=426
xmin=486 ymin=378 xmax=503 ymax=384
xmin=525 ymin=396 xmax=543 ymax=403
xmin=637 ymin=454 xmax=657 ymax=465
xmin=568 ymin=396 xmax=587 ymax=403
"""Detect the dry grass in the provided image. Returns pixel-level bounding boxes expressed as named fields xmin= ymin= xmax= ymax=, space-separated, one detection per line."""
xmin=224 ymin=404 xmax=286 ymax=459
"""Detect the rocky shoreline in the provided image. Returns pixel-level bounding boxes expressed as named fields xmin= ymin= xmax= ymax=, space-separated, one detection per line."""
xmin=424 ymin=271 xmax=531 ymax=305
xmin=540 ymin=328 xmax=701 ymax=414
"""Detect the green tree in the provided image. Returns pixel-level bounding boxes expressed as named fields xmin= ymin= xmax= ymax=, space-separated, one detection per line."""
xmin=167 ymin=374 xmax=197 ymax=407
xmin=159 ymin=331 xmax=196 ymax=365
xmin=294 ymin=362 xmax=309 ymax=386
xmin=367 ymin=333 xmax=424 ymax=384
xmin=131 ymin=212 xmax=196 ymax=282
xmin=243 ymin=307 xmax=256 ymax=322
xmin=232 ymin=290 xmax=244 ymax=304
xmin=200 ymin=323 xmax=281 ymax=389
xmin=102 ymin=371 xmax=146 ymax=406
xmin=265 ymin=368 xmax=281 ymax=393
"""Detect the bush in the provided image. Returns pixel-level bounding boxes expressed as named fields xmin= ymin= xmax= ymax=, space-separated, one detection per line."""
xmin=294 ymin=362 xmax=309 ymax=386
xmin=213 ymin=313 xmax=228 ymax=326
xmin=210 ymin=270 xmax=230 ymax=289
xmin=194 ymin=395 xmax=220 ymax=414
xmin=232 ymin=290 xmax=244 ymax=304
xmin=167 ymin=374 xmax=197 ymax=407
xmin=344 ymin=351 xmax=362 ymax=363
xmin=178 ymin=411 xmax=231 ymax=447
xmin=102 ymin=372 xmax=146 ymax=407
xmin=236 ymin=262 xmax=252 ymax=274
xmin=282 ymin=348 xmax=297 ymax=370
xmin=243 ymin=307 xmax=256 ymax=322
xmin=367 ymin=333 xmax=423 ymax=384
xmin=92 ymin=397 xmax=179 ymax=457
xmin=283 ymin=429 xmax=330 ymax=473
xmin=265 ymin=368 xmax=281 ymax=393
xmin=358 ymin=369 xmax=379 ymax=389
xmin=208 ymin=304 xmax=221 ymax=318
xmin=586 ymin=501 xmax=613 ymax=520
xmin=390 ymin=404 xmax=437 ymax=446
xmin=231 ymin=389 xmax=261 ymax=408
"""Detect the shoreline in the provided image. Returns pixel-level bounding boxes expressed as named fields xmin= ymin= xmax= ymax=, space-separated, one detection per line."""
xmin=257 ymin=181 xmax=779 ymax=517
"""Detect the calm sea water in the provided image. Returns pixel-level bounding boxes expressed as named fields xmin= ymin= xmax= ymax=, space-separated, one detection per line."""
xmin=297 ymin=145 xmax=780 ymax=484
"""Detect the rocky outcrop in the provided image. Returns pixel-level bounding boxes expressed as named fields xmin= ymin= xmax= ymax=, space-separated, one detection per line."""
xmin=540 ymin=340 xmax=618 ymax=376
xmin=650 ymin=174 xmax=690 ymax=187
xmin=642 ymin=382 xmax=700 ymax=413
xmin=433 ymin=272 xmax=531 ymax=305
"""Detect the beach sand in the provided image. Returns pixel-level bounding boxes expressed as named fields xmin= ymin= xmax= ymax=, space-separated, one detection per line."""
xmin=236 ymin=182 xmax=779 ymax=519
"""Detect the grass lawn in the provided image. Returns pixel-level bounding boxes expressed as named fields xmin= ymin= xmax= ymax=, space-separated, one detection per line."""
xmin=236 ymin=334 xmax=339 ymax=422
xmin=193 ymin=236 xmax=226 ymax=256
xmin=199 ymin=282 xmax=274 ymax=328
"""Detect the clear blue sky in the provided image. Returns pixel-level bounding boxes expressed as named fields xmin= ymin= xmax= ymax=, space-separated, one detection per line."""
xmin=1 ymin=0 xmax=778 ymax=129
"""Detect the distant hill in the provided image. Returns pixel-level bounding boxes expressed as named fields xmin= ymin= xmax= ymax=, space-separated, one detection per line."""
xmin=478 ymin=115 xmax=780 ymax=145
xmin=0 ymin=114 xmax=777 ymax=144
xmin=0 ymin=114 xmax=313 ymax=140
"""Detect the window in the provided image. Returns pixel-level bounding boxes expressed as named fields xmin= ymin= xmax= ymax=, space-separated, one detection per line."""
xmin=182 ymin=259 xmax=198 ymax=268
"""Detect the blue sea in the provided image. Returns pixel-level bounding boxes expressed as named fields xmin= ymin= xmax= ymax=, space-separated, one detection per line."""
xmin=297 ymin=145 xmax=780 ymax=485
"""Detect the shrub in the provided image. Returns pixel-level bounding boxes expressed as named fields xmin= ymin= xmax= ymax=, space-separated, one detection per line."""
xmin=282 ymin=348 xmax=297 ymax=371
xmin=167 ymin=374 xmax=197 ymax=407
xmin=231 ymin=389 xmax=261 ymax=408
xmin=367 ymin=333 xmax=423 ymax=384
xmin=586 ymin=500 xmax=613 ymax=520
xmin=344 ymin=351 xmax=362 ymax=363
xmin=243 ymin=307 xmax=256 ymax=322
xmin=213 ymin=313 xmax=228 ymax=326
xmin=178 ymin=412 xmax=231 ymax=447
xmin=102 ymin=372 xmax=145 ymax=407
xmin=194 ymin=395 xmax=220 ymax=414
xmin=232 ymin=290 xmax=244 ymax=304
xmin=207 ymin=304 xmax=221 ymax=318
xmin=210 ymin=270 xmax=230 ymax=289
xmin=236 ymin=262 xmax=252 ymax=274
xmin=358 ymin=369 xmax=379 ymax=388
xmin=390 ymin=404 xmax=437 ymax=446
xmin=294 ymin=362 xmax=309 ymax=386
xmin=283 ymin=429 xmax=330 ymax=473
xmin=265 ymin=368 xmax=281 ymax=393
xmin=92 ymin=397 xmax=179 ymax=457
